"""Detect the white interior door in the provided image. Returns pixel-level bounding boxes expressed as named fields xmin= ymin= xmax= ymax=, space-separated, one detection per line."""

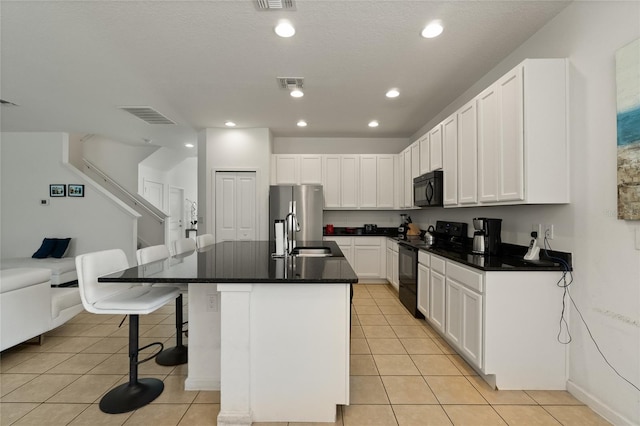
xmin=169 ymin=187 xmax=185 ymax=243
xmin=143 ymin=179 xmax=164 ymax=210
xmin=215 ymin=171 xmax=257 ymax=242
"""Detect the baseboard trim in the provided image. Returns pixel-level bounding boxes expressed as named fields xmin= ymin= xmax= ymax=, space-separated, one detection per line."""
xmin=217 ymin=411 xmax=252 ymax=426
xmin=184 ymin=377 xmax=220 ymax=391
xmin=567 ymin=380 xmax=638 ymax=426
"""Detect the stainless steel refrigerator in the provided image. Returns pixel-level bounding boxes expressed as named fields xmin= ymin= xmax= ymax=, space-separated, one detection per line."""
xmin=269 ymin=185 xmax=324 ymax=242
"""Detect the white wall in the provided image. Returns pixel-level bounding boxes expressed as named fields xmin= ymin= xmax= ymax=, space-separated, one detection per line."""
xmin=168 ymin=157 xmax=198 ymax=224
xmin=83 ymin=134 xmax=158 ymax=194
xmin=199 ymin=128 xmax=272 ymax=240
xmin=273 ymin=137 xmax=409 ymax=154
xmin=0 ymin=132 xmax=138 ymax=261
xmin=407 ymin=3 xmax=639 ymax=424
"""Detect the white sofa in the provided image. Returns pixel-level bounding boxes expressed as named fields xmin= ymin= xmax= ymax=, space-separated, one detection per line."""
xmin=1 ymin=257 xmax=77 ymax=285
xmin=0 ymin=268 xmax=84 ymax=351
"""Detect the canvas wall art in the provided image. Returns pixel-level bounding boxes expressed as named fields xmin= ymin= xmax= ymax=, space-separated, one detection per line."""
xmin=616 ymin=38 xmax=640 ymax=220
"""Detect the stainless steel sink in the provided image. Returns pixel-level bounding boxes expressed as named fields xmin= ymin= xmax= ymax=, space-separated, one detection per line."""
xmin=291 ymin=247 xmax=333 ymax=257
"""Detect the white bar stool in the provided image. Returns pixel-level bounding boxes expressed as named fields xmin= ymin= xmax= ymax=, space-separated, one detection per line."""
xmin=195 ymin=233 xmax=215 ymax=250
xmin=136 ymin=244 xmax=189 ymax=366
xmin=76 ymin=249 xmax=180 ymax=414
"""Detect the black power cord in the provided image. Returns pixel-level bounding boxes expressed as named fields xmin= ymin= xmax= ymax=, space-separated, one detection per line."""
xmin=543 ymin=235 xmax=640 ymax=392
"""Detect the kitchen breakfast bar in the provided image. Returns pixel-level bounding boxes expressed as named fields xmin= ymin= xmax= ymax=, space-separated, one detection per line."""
xmin=100 ymin=241 xmax=358 ymax=425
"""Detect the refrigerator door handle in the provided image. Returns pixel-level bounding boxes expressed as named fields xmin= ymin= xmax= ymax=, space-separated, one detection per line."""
xmin=292 ymin=201 xmax=300 ymax=231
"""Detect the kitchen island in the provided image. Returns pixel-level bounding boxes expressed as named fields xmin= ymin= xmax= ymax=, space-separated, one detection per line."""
xmin=100 ymin=241 xmax=358 ymax=425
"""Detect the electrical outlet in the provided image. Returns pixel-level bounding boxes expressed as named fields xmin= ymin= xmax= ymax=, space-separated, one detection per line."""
xmin=40 ymin=199 xmax=49 ymax=205
xmin=543 ymin=224 xmax=554 ymax=240
xmin=531 ymin=224 xmax=542 ymax=239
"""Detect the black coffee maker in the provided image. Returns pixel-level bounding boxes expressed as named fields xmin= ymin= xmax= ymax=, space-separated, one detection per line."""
xmin=472 ymin=218 xmax=502 ymax=256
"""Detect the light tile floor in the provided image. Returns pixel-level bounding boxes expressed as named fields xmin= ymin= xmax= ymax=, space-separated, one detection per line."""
xmin=0 ymin=284 xmax=611 ymax=425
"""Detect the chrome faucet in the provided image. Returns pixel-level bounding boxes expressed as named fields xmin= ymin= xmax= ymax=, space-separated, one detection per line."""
xmin=284 ymin=211 xmax=300 ymax=255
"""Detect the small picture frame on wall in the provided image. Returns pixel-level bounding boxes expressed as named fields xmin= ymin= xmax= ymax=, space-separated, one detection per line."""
xmin=49 ymin=184 xmax=66 ymax=197
xmin=68 ymin=184 xmax=84 ymax=197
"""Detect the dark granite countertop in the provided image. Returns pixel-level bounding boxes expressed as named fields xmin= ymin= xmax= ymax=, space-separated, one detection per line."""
xmin=100 ymin=240 xmax=359 ymax=284
xmin=395 ymin=237 xmax=572 ymax=272
xmin=323 ymin=227 xmax=399 ymax=237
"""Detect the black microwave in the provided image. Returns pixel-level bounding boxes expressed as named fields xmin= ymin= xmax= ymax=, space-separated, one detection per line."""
xmin=413 ymin=170 xmax=443 ymax=207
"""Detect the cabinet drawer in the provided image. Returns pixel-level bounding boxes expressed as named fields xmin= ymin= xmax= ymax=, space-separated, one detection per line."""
xmin=387 ymin=238 xmax=399 ymax=252
xmin=447 ymin=261 xmax=483 ymax=293
xmin=431 ymin=255 xmax=446 ymax=274
xmin=353 ymin=237 xmax=382 ymax=246
xmin=323 ymin=237 xmax=352 ymax=247
xmin=418 ymin=250 xmax=430 ymax=266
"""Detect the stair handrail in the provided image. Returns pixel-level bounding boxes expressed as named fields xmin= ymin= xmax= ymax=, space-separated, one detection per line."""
xmin=82 ymin=158 xmax=167 ymax=224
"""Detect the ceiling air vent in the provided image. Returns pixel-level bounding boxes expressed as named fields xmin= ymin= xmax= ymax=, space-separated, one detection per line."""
xmin=277 ymin=77 xmax=304 ymax=89
xmin=119 ymin=106 xmax=176 ymax=125
xmin=255 ymin=0 xmax=295 ymax=10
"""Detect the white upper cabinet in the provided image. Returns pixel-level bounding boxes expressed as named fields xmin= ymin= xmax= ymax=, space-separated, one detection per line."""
xmin=403 ymin=146 xmax=412 ymax=208
xmin=359 ymin=155 xmax=378 ymax=208
xmin=377 ymin=155 xmax=395 ymax=208
xmin=322 ymin=155 xmax=341 ymax=208
xmin=442 ymin=114 xmax=458 ymax=206
xmin=340 ymin=155 xmax=359 ymax=208
xmin=476 ymin=58 xmax=568 ymax=205
xmin=419 ymin=133 xmax=430 ymax=175
xmin=267 ymin=154 xmax=396 ymax=210
xmin=357 ymin=154 xmax=396 ymax=209
xmin=396 ymin=152 xmax=404 ymax=209
xmin=429 ymin=124 xmax=443 ymax=171
xmin=272 ymin=154 xmax=322 ymax=185
xmin=477 ymin=83 xmax=500 ymax=203
xmin=498 ymin=68 xmax=524 ymax=202
xmin=273 ymin=155 xmax=299 ymax=184
xmin=411 ymin=141 xmax=420 ymax=179
xmin=457 ymin=99 xmax=478 ymax=205
xmin=299 ymin=155 xmax=323 ymax=184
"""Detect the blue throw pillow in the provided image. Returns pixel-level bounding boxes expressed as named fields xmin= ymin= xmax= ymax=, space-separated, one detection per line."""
xmin=51 ymin=238 xmax=71 ymax=258
xmin=32 ymin=238 xmax=57 ymax=259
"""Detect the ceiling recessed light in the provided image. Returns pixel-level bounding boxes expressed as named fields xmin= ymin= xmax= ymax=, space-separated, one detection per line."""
xmin=185 ymin=143 xmax=195 ymax=148
xmin=290 ymin=88 xmax=304 ymax=98
xmin=368 ymin=120 xmax=379 ymax=128
xmin=275 ymin=20 xmax=295 ymax=38
xmin=297 ymin=120 xmax=307 ymax=127
xmin=386 ymin=89 xmax=400 ymax=98
xmin=225 ymin=121 xmax=236 ymax=127
xmin=421 ymin=21 xmax=443 ymax=38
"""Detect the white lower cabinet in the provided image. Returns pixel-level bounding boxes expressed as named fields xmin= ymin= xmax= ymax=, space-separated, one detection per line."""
xmin=445 ymin=280 xmax=463 ymax=348
xmin=442 ymin=260 xmax=484 ymax=370
xmin=354 ymin=244 xmax=382 ymax=278
xmin=386 ymin=238 xmax=399 ymax=290
xmin=445 ymin=275 xmax=483 ymax=369
xmin=420 ymin=252 xmax=565 ymax=390
xmin=428 ymin=271 xmax=446 ymax=335
xmin=428 ymin=255 xmax=446 ymax=335
xmin=323 ymin=237 xmax=353 ymax=266
xmin=325 ymin=237 xmax=386 ymax=281
xmin=417 ymin=263 xmax=429 ymax=318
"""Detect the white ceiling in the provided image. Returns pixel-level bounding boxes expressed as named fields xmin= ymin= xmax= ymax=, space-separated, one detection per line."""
xmin=0 ymin=0 xmax=570 ymax=154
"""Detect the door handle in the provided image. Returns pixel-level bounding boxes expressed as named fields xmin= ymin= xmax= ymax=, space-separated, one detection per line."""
xmin=426 ymin=181 xmax=434 ymax=204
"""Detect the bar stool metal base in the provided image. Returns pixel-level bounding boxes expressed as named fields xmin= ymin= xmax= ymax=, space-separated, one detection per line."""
xmin=99 ymin=378 xmax=164 ymax=414
xmin=156 ymin=344 xmax=188 ymax=366
xmin=155 ymin=294 xmax=189 ymax=366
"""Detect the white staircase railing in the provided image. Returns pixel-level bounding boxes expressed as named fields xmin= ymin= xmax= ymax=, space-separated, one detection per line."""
xmin=82 ymin=158 xmax=169 ymax=247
